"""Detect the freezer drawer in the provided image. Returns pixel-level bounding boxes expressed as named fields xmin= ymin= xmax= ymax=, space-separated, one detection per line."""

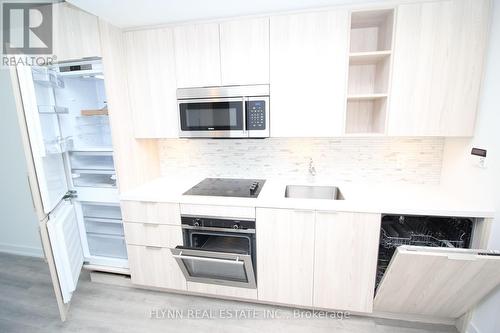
xmin=82 ymin=203 xmax=122 ymax=220
xmin=72 ymin=170 xmax=116 ymax=188
xmin=69 ymin=152 xmax=115 ymax=171
xmin=374 ymin=246 xmax=500 ymax=318
xmin=87 ymin=233 xmax=127 ymax=259
xmin=85 ymin=218 xmax=124 ymax=237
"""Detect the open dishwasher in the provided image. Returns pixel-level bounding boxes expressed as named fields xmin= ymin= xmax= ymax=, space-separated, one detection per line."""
xmin=374 ymin=214 xmax=500 ymax=318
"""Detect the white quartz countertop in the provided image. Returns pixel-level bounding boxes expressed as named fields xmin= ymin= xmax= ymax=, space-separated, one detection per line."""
xmin=120 ymin=177 xmax=495 ymax=218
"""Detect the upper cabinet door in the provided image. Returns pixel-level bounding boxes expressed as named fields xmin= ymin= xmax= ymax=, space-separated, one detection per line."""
xmin=220 ymin=17 xmax=270 ymax=85
xmin=124 ymin=28 xmax=178 ymax=138
xmin=270 ymin=10 xmax=349 ymax=137
xmin=53 ymin=3 xmax=101 ymax=62
xmin=388 ymin=0 xmax=491 ymax=136
xmin=174 ymin=23 xmax=221 ymax=88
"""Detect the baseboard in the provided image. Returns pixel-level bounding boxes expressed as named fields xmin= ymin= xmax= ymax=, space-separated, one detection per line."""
xmin=0 ymin=242 xmax=43 ymax=258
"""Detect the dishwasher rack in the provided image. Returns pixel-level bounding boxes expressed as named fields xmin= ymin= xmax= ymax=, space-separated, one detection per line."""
xmin=375 ymin=215 xmax=474 ymax=288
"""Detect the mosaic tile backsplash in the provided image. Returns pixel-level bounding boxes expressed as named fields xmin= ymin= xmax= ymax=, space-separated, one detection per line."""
xmin=158 ymin=138 xmax=444 ymax=184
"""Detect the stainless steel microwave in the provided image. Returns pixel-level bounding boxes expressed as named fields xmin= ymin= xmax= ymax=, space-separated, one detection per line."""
xmin=177 ymin=85 xmax=269 ymax=138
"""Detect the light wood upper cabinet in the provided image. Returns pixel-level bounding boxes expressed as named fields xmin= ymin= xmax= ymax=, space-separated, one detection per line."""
xmin=388 ymin=0 xmax=491 ymax=136
xmin=52 ymin=3 xmax=101 ymax=61
xmin=174 ymin=23 xmax=221 ymax=88
xmin=220 ymin=17 xmax=270 ymax=85
xmin=124 ymin=28 xmax=178 ymax=138
xmin=270 ymin=10 xmax=349 ymax=137
xmin=256 ymin=208 xmax=315 ymax=306
xmin=313 ymin=212 xmax=381 ymax=313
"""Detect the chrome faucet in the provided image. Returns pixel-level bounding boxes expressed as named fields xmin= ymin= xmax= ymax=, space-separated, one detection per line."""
xmin=308 ymin=158 xmax=316 ymax=177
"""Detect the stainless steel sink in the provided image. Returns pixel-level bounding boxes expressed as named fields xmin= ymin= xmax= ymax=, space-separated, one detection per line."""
xmin=284 ymin=185 xmax=343 ymax=200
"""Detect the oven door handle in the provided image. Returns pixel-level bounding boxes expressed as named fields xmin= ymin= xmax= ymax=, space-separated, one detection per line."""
xmin=172 ymin=253 xmax=245 ymax=265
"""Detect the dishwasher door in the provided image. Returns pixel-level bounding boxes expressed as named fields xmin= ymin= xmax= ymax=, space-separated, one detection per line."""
xmin=374 ymin=246 xmax=500 ymax=318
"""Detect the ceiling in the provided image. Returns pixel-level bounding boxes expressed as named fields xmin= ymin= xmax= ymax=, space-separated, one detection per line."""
xmin=66 ymin=0 xmax=381 ymax=28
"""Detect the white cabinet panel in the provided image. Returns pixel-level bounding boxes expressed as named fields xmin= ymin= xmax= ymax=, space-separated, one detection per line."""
xmin=121 ymin=201 xmax=181 ymax=225
xmin=220 ymin=17 xmax=270 ymax=85
xmin=124 ymin=28 xmax=178 ymax=138
xmin=270 ymin=10 xmax=349 ymax=137
xmin=127 ymin=245 xmax=187 ymax=290
xmin=388 ymin=0 xmax=491 ymax=136
xmin=313 ymin=212 xmax=381 ymax=313
xmin=53 ymin=3 xmax=101 ymax=61
xmin=174 ymin=23 xmax=221 ymax=88
xmin=256 ymin=208 xmax=314 ymax=306
xmin=124 ymin=223 xmax=182 ymax=248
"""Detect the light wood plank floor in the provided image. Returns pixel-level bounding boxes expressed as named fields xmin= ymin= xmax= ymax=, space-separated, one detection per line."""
xmin=0 ymin=252 xmax=457 ymax=333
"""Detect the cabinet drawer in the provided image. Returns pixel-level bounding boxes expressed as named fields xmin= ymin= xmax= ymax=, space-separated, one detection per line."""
xmin=124 ymin=223 xmax=182 ymax=247
xmin=180 ymin=204 xmax=255 ymax=219
xmin=127 ymin=245 xmax=186 ymax=290
xmin=121 ymin=201 xmax=181 ymax=225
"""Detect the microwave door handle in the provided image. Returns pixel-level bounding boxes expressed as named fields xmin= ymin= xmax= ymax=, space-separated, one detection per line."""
xmin=172 ymin=253 xmax=245 ymax=265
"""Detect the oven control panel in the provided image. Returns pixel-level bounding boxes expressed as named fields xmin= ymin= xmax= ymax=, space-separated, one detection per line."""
xmin=246 ymin=100 xmax=266 ymax=130
xmin=181 ymin=216 xmax=255 ymax=230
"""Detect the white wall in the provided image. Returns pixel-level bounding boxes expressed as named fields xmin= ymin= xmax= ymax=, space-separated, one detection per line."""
xmin=440 ymin=1 xmax=500 ymax=332
xmin=0 ymin=69 xmax=43 ymax=257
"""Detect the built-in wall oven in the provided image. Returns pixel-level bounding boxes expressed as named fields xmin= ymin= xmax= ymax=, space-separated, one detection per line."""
xmin=171 ymin=215 xmax=257 ymax=289
xmin=177 ymin=85 xmax=269 ymax=138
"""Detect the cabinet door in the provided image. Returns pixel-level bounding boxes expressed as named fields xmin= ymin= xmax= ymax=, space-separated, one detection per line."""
xmin=127 ymin=245 xmax=187 ymax=290
xmin=124 ymin=28 xmax=178 ymax=138
xmin=53 ymin=3 xmax=101 ymax=61
xmin=314 ymin=212 xmax=381 ymax=313
xmin=388 ymin=0 xmax=491 ymax=136
xmin=174 ymin=23 xmax=221 ymax=88
xmin=270 ymin=10 xmax=349 ymax=137
xmin=220 ymin=17 xmax=270 ymax=85
xmin=256 ymin=208 xmax=315 ymax=306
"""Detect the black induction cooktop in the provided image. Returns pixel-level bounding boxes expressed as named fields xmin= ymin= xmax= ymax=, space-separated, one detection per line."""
xmin=183 ymin=178 xmax=266 ymax=198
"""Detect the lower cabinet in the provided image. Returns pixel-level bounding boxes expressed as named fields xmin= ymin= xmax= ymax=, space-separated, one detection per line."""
xmin=127 ymin=245 xmax=187 ymax=290
xmin=256 ymin=208 xmax=315 ymax=306
xmin=256 ymin=208 xmax=381 ymax=312
xmin=313 ymin=211 xmax=381 ymax=313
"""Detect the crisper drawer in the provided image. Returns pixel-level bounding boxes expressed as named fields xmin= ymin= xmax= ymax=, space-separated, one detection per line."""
xmin=72 ymin=170 xmax=116 ymax=188
xmin=127 ymin=245 xmax=186 ymax=290
xmin=121 ymin=201 xmax=180 ymax=225
xmin=85 ymin=218 xmax=124 ymax=237
xmin=87 ymin=233 xmax=127 ymax=259
xmin=123 ymin=223 xmax=182 ymax=247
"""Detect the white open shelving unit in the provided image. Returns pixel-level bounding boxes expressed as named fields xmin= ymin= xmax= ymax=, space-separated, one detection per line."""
xmin=345 ymin=9 xmax=395 ymax=135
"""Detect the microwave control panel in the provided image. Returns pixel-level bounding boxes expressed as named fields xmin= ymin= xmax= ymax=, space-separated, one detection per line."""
xmin=246 ymin=100 xmax=266 ymax=130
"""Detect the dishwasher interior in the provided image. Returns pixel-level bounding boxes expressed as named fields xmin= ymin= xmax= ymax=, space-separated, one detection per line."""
xmin=376 ymin=214 xmax=474 ymax=288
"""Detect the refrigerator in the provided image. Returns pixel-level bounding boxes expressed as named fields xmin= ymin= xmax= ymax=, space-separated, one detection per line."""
xmin=13 ymin=59 xmax=127 ymax=320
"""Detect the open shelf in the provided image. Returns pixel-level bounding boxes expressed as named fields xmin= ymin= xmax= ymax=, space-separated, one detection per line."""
xmin=345 ymin=98 xmax=387 ymax=134
xmin=346 ymin=8 xmax=394 ymax=135
xmin=347 ymin=94 xmax=388 ymax=101
xmin=350 ymin=9 xmax=394 ymax=53
xmin=349 ymin=50 xmax=391 ymax=65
